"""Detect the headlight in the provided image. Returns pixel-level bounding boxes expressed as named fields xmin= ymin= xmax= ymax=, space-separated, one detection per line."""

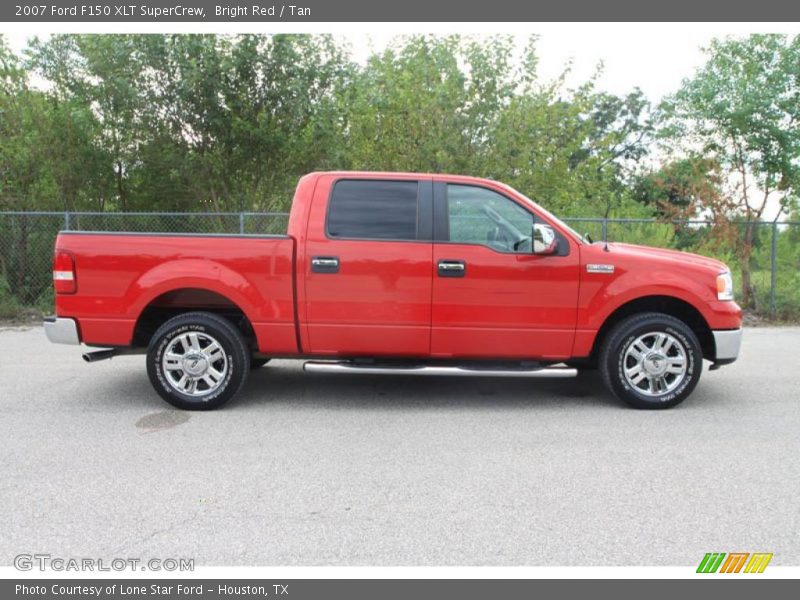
xmin=716 ymin=271 xmax=734 ymax=301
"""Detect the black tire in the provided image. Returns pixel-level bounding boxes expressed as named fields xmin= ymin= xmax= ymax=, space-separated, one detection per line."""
xmin=250 ymin=358 xmax=271 ymax=369
xmin=146 ymin=311 xmax=250 ymax=410
xmin=599 ymin=312 xmax=702 ymax=409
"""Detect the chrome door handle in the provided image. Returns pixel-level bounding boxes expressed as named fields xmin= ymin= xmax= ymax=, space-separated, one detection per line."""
xmin=439 ymin=262 xmax=464 ymax=271
xmin=312 ymin=258 xmax=338 ymax=267
xmin=311 ymin=256 xmax=340 ymax=273
xmin=438 ymin=260 xmax=466 ymax=277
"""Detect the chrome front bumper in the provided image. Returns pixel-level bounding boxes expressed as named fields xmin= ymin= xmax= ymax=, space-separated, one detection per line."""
xmin=43 ymin=317 xmax=80 ymax=345
xmin=713 ymin=328 xmax=742 ymax=362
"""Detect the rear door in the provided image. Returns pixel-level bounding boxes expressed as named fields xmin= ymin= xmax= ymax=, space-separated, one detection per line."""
xmin=302 ymin=176 xmax=434 ymax=356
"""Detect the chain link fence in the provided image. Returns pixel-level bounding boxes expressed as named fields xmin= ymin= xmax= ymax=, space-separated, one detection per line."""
xmin=1 ymin=211 xmax=798 ymax=319
xmin=0 ymin=211 xmax=289 ymax=316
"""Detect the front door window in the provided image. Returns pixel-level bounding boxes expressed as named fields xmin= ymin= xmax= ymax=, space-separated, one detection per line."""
xmin=447 ymin=185 xmax=534 ymax=253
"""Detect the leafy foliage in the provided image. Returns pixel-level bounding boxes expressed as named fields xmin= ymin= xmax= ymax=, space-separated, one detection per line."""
xmin=1 ymin=33 xmax=654 ymax=217
xmin=1 ymin=33 xmax=800 ymax=316
xmin=658 ymin=34 xmax=800 ymax=306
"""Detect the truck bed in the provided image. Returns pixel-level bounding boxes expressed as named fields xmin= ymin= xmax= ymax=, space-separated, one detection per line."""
xmin=54 ymin=232 xmax=298 ymax=353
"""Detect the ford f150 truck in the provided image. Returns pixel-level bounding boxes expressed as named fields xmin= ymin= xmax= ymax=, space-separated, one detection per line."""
xmin=44 ymin=172 xmax=742 ymax=410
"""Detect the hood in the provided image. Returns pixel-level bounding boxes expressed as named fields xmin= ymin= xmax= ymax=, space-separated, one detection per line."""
xmin=600 ymin=242 xmax=729 ymax=273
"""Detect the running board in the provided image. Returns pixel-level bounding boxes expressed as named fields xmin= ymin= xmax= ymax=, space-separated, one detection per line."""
xmin=302 ymin=361 xmax=577 ymax=378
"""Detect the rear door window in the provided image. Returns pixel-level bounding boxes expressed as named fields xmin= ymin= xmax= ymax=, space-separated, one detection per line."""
xmin=327 ymin=180 xmax=419 ymax=241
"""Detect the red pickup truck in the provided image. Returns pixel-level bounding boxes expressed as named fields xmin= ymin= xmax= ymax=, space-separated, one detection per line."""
xmin=44 ymin=172 xmax=742 ymax=410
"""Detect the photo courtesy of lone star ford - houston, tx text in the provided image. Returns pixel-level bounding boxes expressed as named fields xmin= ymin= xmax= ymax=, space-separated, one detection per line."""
xmin=0 ymin=1 xmax=799 ymax=598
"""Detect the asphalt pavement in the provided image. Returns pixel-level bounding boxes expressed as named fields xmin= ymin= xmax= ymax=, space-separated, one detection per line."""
xmin=1 ymin=325 xmax=798 ymax=566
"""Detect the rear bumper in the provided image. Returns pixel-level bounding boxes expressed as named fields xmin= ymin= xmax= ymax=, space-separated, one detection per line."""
xmin=713 ymin=328 xmax=742 ymax=363
xmin=43 ymin=317 xmax=80 ymax=345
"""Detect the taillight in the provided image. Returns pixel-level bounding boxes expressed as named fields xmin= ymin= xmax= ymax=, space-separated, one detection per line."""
xmin=53 ymin=250 xmax=76 ymax=294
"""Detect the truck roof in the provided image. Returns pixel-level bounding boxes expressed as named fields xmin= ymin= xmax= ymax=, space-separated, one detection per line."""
xmin=310 ymin=170 xmax=497 ymax=186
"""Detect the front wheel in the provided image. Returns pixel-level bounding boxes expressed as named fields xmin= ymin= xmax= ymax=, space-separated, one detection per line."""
xmin=146 ymin=312 xmax=250 ymax=410
xmin=599 ymin=312 xmax=702 ymax=409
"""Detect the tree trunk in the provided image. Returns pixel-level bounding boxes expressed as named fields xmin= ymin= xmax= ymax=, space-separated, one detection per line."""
xmin=116 ymin=161 xmax=127 ymax=211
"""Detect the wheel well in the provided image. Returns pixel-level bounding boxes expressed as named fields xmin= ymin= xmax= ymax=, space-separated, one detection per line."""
xmin=132 ymin=288 xmax=257 ymax=350
xmin=590 ymin=296 xmax=714 ymax=363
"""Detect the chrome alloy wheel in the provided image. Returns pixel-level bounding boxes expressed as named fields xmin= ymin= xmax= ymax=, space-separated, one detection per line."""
xmin=622 ymin=331 xmax=688 ymax=397
xmin=161 ymin=332 xmax=228 ymax=397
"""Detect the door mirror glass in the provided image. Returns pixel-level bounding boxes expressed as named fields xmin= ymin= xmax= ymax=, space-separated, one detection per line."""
xmin=533 ymin=223 xmax=558 ymax=255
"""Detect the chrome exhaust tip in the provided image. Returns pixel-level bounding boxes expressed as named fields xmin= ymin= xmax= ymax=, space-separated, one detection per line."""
xmin=82 ymin=349 xmax=117 ymax=363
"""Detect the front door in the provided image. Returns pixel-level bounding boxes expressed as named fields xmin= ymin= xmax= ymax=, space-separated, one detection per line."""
xmin=431 ymin=182 xmax=580 ymax=360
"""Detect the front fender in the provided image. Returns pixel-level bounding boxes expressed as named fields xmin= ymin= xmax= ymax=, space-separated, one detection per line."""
xmin=578 ymin=267 xmax=715 ymax=331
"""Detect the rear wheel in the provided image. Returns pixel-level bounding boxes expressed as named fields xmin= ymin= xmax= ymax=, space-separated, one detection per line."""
xmin=146 ymin=311 xmax=250 ymax=410
xmin=599 ymin=312 xmax=702 ymax=409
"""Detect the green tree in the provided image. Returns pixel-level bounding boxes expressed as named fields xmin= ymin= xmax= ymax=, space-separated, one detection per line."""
xmin=662 ymin=34 xmax=800 ymax=306
xmin=341 ymin=35 xmax=653 ymax=219
xmin=24 ymin=34 xmax=350 ymax=213
xmin=28 ymin=34 xmax=146 ymax=210
xmin=133 ymin=33 xmax=348 ymax=211
xmin=339 ymin=35 xmax=515 ymax=173
xmin=489 ymin=81 xmax=653 ymax=217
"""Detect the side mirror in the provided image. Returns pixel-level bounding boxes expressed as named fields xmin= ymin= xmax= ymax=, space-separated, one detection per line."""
xmin=533 ymin=223 xmax=558 ymax=255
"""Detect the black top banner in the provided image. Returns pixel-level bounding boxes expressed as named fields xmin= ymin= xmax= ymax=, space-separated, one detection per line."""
xmin=4 ymin=0 xmax=800 ymax=22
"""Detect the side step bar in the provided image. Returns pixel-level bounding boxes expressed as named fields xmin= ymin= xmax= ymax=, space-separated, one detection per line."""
xmin=303 ymin=361 xmax=577 ymax=378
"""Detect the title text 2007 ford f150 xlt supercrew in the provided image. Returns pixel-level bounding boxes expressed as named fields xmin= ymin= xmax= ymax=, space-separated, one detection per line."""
xmin=44 ymin=172 xmax=742 ymax=410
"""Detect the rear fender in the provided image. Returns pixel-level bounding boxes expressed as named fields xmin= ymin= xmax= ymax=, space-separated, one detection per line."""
xmin=129 ymin=259 xmax=261 ymax=326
